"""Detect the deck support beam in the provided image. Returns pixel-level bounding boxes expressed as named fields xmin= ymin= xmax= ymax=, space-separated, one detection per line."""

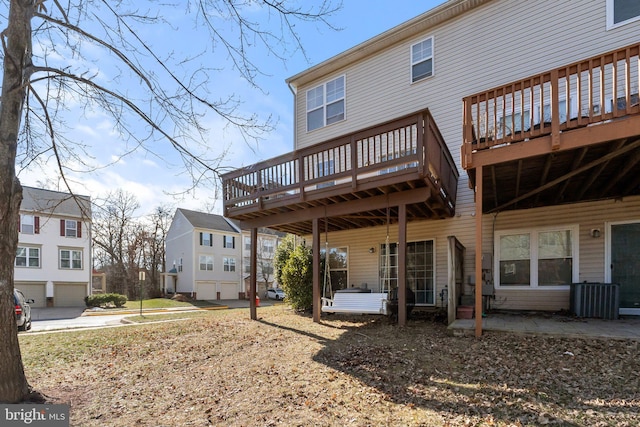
xmin=249 ymin=227 xmax=258 ymax=321
xmin=475 ymin=166 xmax=483 ymax=337
xmin=312 ymin=218 xmax=321 ymax=323
xmin=398 ymin=204 xmax=407 ymax=327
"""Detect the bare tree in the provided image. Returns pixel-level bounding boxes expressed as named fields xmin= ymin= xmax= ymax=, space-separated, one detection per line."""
xmin=142 ymin=205 xmax=173 ymax=297
xmin=92 ymin=190 xmax=140 ymax=298
xmin=1 ymin=0 xmax=340 ymax=402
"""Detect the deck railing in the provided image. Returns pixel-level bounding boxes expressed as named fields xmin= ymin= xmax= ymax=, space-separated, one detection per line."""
xmin=222 ymin=109 xmax=458 ymax=215
xmin=462 ymin=42 xmax=640 ymax=168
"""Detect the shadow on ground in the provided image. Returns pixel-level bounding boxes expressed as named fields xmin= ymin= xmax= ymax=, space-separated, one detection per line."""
xmin=267 ymin=311 xmax=640 ymax=426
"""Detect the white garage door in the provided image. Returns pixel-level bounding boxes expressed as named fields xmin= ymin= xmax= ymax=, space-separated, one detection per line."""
xmin=219 ymin=282 xmax=238 ymax=300
xmin=54 ymin=284 xmax=87 ymax=307
xmin=15 ymin=283 xmax=46 ymax=308
xmin=196 ymin=282 xmax=217 ymax=300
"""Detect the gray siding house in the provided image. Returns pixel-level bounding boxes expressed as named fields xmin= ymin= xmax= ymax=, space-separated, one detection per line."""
xmin=165 ymin=208 xmax=242 ymax=300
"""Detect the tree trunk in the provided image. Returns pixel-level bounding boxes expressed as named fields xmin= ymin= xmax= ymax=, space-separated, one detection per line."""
xmin=0 ymin=0 xmax=34 ymax=403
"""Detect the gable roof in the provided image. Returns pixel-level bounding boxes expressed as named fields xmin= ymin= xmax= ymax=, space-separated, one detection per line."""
xmin=21 ymin=186 xmax=91 ymax=219
xmin=177 ymin=208 xmax=238 ymax=233
xmin=286 ymin=0 xmax=491 ymax=88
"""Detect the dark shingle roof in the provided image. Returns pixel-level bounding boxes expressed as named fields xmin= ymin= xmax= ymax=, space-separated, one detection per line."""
xmin=177 ymin=208 xmax=238 ymax=233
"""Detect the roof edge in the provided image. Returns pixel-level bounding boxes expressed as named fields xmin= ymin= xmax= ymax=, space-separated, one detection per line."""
xmin=286 ymin=0 xmax=492 ymax=87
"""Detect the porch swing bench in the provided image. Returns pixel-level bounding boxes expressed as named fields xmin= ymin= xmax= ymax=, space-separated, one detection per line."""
xmin=321 ymin=292 xmax=389 ymax=315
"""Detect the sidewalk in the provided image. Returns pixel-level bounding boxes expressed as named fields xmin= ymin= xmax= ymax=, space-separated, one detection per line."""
xmin=31 ymin=298 xmax=278 ymax=319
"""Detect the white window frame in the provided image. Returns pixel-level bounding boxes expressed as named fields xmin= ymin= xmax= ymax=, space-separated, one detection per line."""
xmin=606 ymin=0 xmax=640 ymax=29
xmin=306 ymin=75 xmax=346 ymax=132
xmin=223 ymin=257 xmax=236 ymax=272
xmin=321 ymin=246 xmax=349 ymax=290
xmin=16 ymin=246 xmax=40 ymax=268
xmin=495 ymin=225 xmax=579 ymax=289
xmin=244 ymin=236 xmax=251 ymax=251
xmin=60 ymin=248 xmax=83 ymax=270
xmin=20 ymin=215 xmax=35 ymax=234
xmin=410 ymin=36 xmax=434 ymax=83
xmin=201 ymin=232 xmax=212 ymax=247
xmin=65 ymin=220 xmax=78 ymax=238
xmin=223 ymin=235 xmax=235 ymax=249
xmin=199 ymin=255 xmax=213 ymax=271
xmin=262 ymin=239 xmax=274 ymax=255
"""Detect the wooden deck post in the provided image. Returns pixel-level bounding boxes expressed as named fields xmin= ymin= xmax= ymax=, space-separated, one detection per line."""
xmin=398 ymin=204 xmax=407 ymax=327
xmin=312 ymin=218 xmax=321 ymax=323
xmin=250 ymin=227 xmax=257 ymax=320
xmin=447 ymin=236 xmax=457 ymax=325
xmin=475 ymin=165 xmax=483 ymax=337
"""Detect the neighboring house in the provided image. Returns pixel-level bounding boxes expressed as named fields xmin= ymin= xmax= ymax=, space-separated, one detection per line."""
xmin=165 ymin=208 xmax=243 ymax=300
xmin=238 ymin=228 xmax=285 ymax=298
xmin=16 ymin=187 xmax=92 ymax=307
xmin=221 ymin=0 xmax=640 ymax=331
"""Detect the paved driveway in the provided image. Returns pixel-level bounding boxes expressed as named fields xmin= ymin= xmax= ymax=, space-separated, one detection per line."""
xmin=29 ymin=307 xmax=127 ymax=332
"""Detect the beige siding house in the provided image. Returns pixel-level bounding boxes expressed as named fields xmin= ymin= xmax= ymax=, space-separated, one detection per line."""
xmin=222 ymin=0 xmax=640 ymax=332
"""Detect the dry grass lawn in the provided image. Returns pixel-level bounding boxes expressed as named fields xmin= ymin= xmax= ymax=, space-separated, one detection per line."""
xmin=19 ymin=305 xmax=640 ymax=426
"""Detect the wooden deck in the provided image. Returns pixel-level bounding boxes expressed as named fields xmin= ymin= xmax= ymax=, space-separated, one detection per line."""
xmin=222 ymin=109 xmax=458 ymax=234
xmin=462 ymin=42 xmax=640 ymax=213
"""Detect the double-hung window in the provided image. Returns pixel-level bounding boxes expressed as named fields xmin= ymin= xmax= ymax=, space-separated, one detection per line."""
xmin=16 ymin=246 xmax=40 ymax=268
xmin=223 ymin=257 xmax=236 ymax=272
xmin=262 ymin=239 xmax=274 ymax=255
xmin=223 ymin=235 xmax=235 ymax=249
xmin=199 ymin=255 xmax=213 ymax=271
xmin=606 ymin=0 xmax=640 ymax=29
xmin=496 ymin=227 xmax=577 ymax=288
xmin=61 ymin=219 xmax=81 ymax=238
xmin=60 ymin=249 xmax=83 ymax=269
xmin=411 ymin=37 xmax=434 ymax=83
xmin=322 ymin=247 xmax=348 ymax=290
xmin=20 ymin=215 xmax=38 ymax=234
xmin=306 ymin=75 xmax=345 ymax=131
xmin=200 ymin=232 xmax=212 ymax=247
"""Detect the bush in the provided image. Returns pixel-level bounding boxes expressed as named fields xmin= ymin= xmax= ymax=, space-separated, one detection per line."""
xmin=85 ymin=293 xmax=127 ymax=308
xmin=274 ymin=234 xmax=296 ymax=287
xmin=280 ymin=243 xmax=313 ymax=311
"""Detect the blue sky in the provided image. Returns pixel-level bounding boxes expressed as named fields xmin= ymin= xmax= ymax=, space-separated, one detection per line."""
xmin=18 ymin=1 xmax=444 ymax=216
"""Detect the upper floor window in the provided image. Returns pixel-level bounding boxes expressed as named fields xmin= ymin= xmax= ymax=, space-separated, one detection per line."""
xmin=244 ymin=236 xmax=251 ymax=251
xmin=262 ymin=240 xmax=274 ymax=255
xmin=200 ymin=232 xmax=212 ymax=247
xmin=16 ymin=246 xmax=40 ymax=268
xmin=306 ymin=75 xmax=345 ymax=132
xmin=223 ymin=257 xmax=236 ymax=272
xmin=223 ymin=235 xmax=235 ymax=249
xmin=60 ymin=249 xmax=82 ymax=269
xmin=60 ymin=219 xmax=82 ymax=238
xmin=199 ymin=255 xmax=213 ymax=271
xmin=20 ymin=215 xmax=39 ymax=234
xmin=411 ymin=37 xmax=434 ymax=83
xmin=607 ymin=0 xmax=640 ymax=29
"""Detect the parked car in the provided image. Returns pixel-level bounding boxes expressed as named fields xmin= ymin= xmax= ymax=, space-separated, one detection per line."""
xmin=14 ymin=289 xmax=33 ymax=331
xmin=266 ymin=288 xmax=286 ymax=300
